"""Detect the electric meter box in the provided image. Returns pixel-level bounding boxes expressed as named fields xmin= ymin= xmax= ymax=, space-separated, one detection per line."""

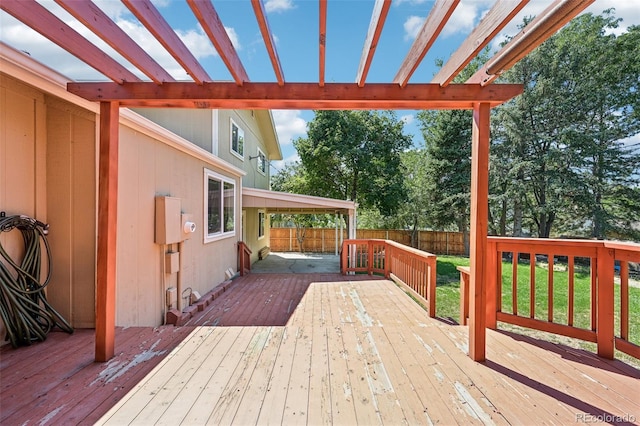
xmin=155 ymin=196 xmax=182 ymax=244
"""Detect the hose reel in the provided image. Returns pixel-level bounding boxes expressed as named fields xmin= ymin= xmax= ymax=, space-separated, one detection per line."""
xmin=0 ymin=213 xmax=73 ymax=347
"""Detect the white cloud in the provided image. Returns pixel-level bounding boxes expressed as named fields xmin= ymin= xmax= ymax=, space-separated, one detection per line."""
xmin=265 ymin=0 xmax=295 ymax=14
xmin=442 ymin=1 xmax=484 ymax=37
xmin=272 ymin=110 xmax=307 ymax=146
xmin=403 ymin=16 xmax=425 ymax=41
xmin=400 ymin=114 xmax=414 ymax=126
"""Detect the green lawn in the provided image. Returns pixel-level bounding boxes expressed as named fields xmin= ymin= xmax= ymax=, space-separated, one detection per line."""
xmin=433 ymin=255 xmax=640 ymax=362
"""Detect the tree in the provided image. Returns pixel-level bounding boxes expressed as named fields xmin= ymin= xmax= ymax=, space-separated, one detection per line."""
xmin=494 ymin=11 xmax=640 ymax=239
xmin=294 ymin=110 xmax=412 ymax=216
xmin=418 ymin=109 xmax=472 ymax=252
xmin=416 ymin=53 xmax=489 ymax=254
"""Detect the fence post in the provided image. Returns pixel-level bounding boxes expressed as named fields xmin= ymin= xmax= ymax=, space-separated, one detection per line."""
xmin=596 ymin=246 xmax=615 ymax=359
xmin=367 ymin=240 xmax=374 ymax=275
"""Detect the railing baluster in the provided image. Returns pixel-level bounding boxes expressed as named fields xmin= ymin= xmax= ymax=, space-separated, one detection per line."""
xmin=591 ymin=256 xmax=597 ymax=332
xmin=512 ymin=252 xmax=518 ymax=316
xmin=497 ymin=251 xmax=503 ymax=313
xmin=620 ymin=260 xmax=629 ymax=341
xmin=530 ymin=252 xmax=535 ymax=319
xmin=568 ymin=256 xmax=574 ymax=327
xmin=548 ymin=254 xmax=554 ymax=323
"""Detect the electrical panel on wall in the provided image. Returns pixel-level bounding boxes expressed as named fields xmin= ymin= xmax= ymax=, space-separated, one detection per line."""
xmin=155 ymin=196 xmax=182 ymax=244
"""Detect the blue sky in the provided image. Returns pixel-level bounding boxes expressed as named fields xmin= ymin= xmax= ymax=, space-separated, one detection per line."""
xmin=1 ymin=0 xmax=638 ymax=172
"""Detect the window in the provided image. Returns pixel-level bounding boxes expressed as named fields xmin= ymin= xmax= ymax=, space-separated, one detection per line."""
xmin=204 ymin=169 xmax=235 ymax=242
xmin=230 ymin=118 xmax=244 ymax=159
xmin=258 ymin=210 xmax=265 ymax=239
xmin=257 ymin=148 xmax=267 ymax=175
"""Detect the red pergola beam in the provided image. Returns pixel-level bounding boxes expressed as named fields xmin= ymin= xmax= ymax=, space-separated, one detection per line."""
xmin=252 ymin=0 xmax=285 ymax=86
xmin=1 ymin=0 xmax=140 ymax=83
xmin=188 ymin=0 xmax=249 ymax=86
xmin=432 ymin=0 xmax=530 ymax=87
xmin=393 ymin=0 xmax=460 ymax=88
xmin=55 ymin=0 xmax=174 ymax=84
xmin=467 ymin=0 xmax=595 ymax=86
xmin=67 ymin=81 xmax=523 ymax=110
xmin=319 ymin=0 xmax=327 ymax=87
xmin=122 ymin=0 xmax=210 ymax=84
xmin=356 ymin=0 xmax=391 ymax=87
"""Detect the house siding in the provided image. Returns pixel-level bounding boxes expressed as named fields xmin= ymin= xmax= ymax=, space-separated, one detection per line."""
xmin=1 ymin=67 xmax=246 ymax=334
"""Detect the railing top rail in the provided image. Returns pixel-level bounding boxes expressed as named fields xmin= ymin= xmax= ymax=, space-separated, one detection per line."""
xmin=488 ymin=237 xmax=640 ymax=254
xmin=342 ymin=239 xmax=436 ymax=259
xmin=603 ymin=241 xmax=640 ymax=252
xmin=488 ymin=236 xmax=605 ymax=248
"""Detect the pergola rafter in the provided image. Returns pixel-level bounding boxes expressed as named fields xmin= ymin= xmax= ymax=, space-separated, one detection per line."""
xmin=356 ymin=0 xmax=391 ymax=88
xmin=187 ymin=0 xmax=249 ymax=86
xmin=431 ymin=0 xmax=530 ymax=87
xmin=0 ymin=0 xmax=140 ymax=83
xmin=122 ymin=0 xmax=211 ymax=84
xmin=54 ymin=0 xmax=174 ymax=84
xmin=0 ymin=0 xmax=597 ymax=364
xmin=393 ymin=0 xmax=459 ymax=88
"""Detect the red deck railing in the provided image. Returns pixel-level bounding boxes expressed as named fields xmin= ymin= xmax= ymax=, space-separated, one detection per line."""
xmin=484 ymin=237 xmax=639 ymax=360
xmin=237 ymin=241 xmax=252 ymax=276
xmin=341 ymin=239 xmax=437 ymax=317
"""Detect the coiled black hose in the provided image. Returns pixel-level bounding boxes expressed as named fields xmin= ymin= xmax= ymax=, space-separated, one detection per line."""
xmin=0 ymin=214 xmax=73 ymax=347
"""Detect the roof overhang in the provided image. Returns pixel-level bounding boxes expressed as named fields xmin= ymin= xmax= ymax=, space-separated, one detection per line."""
xmin=243 ymin=187 xmax=356 ymax=215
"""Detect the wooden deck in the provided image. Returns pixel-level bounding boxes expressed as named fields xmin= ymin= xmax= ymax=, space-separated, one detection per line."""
xmin=2 ymin=273 xmax=639 ymax=425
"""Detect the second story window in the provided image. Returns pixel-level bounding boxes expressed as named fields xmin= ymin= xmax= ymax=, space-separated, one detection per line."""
xmin=230 ymin=118 xmax=244 ymax=159
xmin=257 ymin=148 xmax=267 ymax=175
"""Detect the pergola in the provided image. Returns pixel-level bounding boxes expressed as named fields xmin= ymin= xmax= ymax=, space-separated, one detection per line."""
xmin=1 ymin=0 xmax=595 ymax=363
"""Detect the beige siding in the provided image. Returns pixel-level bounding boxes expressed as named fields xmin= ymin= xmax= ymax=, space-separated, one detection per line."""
xmin=218 ymin=110 xmax=270 ymax=190
xmin=117 ymin=126 xmax=239 ymax=326
xmin=131 ymin=108 xmax=214 ymax=154
xmin=45 ymin=97 xmax=97 ymax=328
xmin=0 ymin=75 xmax=96 ymax=339
xmin=0 ymin=75 xmax=46 ymax=342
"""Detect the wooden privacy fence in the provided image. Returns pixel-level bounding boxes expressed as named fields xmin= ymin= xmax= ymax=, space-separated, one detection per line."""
xmin=270 ymin=228 xmax=465 ymax=255
xmin=340 ymin=239 xmax=437 ymax=317
xmin=478 ymin=237 xmax=640 ymax=361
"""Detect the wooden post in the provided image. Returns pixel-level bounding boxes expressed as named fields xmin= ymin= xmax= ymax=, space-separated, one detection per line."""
xmin=468 ymin=102 xmax=490 ymax=361
xmin=596 ymin=246 xmax=615 ymax=359
xmin=95 ymin=101 xmax=119 ymax=362
xmin=428 ymin=258 xmax=436 ymax=317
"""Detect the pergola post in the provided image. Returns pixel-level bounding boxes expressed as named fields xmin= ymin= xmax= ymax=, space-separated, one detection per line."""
xmin=469 ymin=102 xmax=490 ymax=362
xmin=95 ymin=101 xmax=119 ymax=362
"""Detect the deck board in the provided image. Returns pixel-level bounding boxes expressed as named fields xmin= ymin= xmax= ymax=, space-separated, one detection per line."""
xmin=2 ymin=273 xmax=639 ymax=425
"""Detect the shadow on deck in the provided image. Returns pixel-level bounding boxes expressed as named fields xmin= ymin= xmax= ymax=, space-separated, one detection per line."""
xmin=1 ymin=272 xmax=638 ymax=425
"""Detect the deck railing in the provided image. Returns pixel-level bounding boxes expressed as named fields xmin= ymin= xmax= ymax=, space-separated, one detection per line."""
xmin=237 ymin=241 xmax=252 ymax=276
xmin=341 ymin=239 xmax=437 ymax=317
xmin=485 ymin=237 xmax=639 ymax=360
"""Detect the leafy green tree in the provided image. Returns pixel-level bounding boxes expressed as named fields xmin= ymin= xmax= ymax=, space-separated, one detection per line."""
xmin=494 ymin=11 xmax=640 ymax=239
xmin=294 ymin=110 xmax=412 ymax=216
xmin=416 ymin=53 xmax=489 ymax=253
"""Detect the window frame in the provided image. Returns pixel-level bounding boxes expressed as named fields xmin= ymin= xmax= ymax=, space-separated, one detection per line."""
xmin=256 ymin=147 xmax=267 ymax=176
xmin=230 ymin=118 xmax=244 ymax=160
xmin=203 ymin=168 xmax=236 ymax=243
xmin=258 ymin=210 xmax=265 ymax=240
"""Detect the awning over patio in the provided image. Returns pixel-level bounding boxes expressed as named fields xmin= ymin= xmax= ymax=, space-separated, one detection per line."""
xmin=242 ymin=187 xmax=357 ymax=240
xmin=243 ymin=187 xmax=355 ymax=216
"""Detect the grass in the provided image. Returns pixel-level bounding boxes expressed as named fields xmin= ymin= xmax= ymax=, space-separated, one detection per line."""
xmin=433 ymin=255 xmax=640 ymax=366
